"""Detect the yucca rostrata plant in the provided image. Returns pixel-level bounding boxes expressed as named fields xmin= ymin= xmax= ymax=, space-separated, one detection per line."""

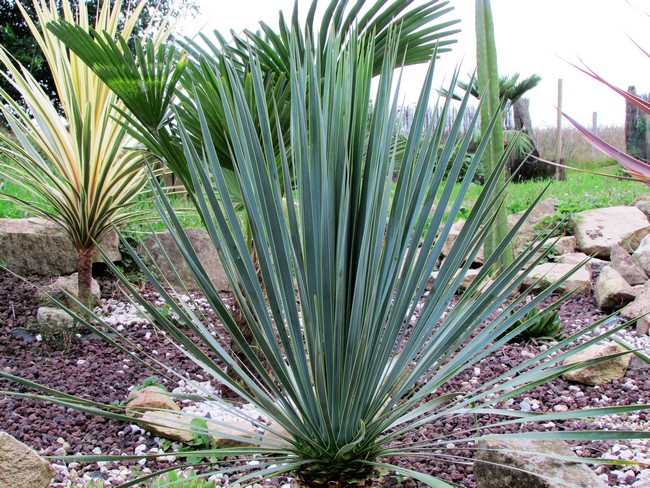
xmin=3 ymin=8 xmax=650 ymax=488
xmin=0 ymin=0 xmax=169 ymax=306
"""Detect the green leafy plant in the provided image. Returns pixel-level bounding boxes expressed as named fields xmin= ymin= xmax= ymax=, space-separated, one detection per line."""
xmin=501 ymin=307 xmax=565 ymax=344
xmin=533 ymin=212 xmax=573 ymax=240
xmin=149 ymin=470 xmax=216 ymax=488
xmin=26 ymin=315 xmax=81 ymax=352
xmin=2 ymin=2 xmax=649 ymax=487
xmin=132 ymin=375 xmax=168 ymax=392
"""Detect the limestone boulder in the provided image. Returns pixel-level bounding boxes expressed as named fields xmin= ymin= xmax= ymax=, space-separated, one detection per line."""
xmin=556 ymin=252 xmax=608 ymax=275
xmin=520 ymin=262 xmax=591 ymax=295
xmin=621 ymin=286 xmax=650 ymax=319
xmin=633 ymin=234 xmax=650 ymax=276
xmin=557 ymin=252 xmax=590 ymax=267
xmin=440 ymin=200 xmax=555 ymax=264
xmin=507 ymin=198 xmax=556 ymax=251
xmin=139 ymin=411 xmax=195 ymax=443
xmin=429 ymin=267 xmax=495 ymax=294
xmin=125 ymin=386 xmax=180 ymax=419
xmin=552 ymin=235 xmax=577 ymax=255
xmin=39 ymin=273 xmax=101 ymax=304
xmin=259 ymin=421 xmax=291 ymax=449
xmin=441 ymin=220 xmax=484 ymax=265
xmin=595 ymin=266 xmax=637 ymax=312
xmin=571 ymin=206 xmax=650 ymax=259
xmin=563 ymin=341 xmax=632 ymax=386
xmin=0 ymin=431 xmax=55 ymax=488
xmin=138 ymin=228 xmax=230 ymax=292
xmin=0 ymin=217 xmax=121 ymax=275
xmin=620 ymin=283 xmax=650 ymax=336
xmin=635 ymin=317 xmax=648 ymax=335
xmin=139 ymin=410 xmax=260 ymax=447
xmin=610 ymin=243 xmax=648 ymax=286
xmin=37 ymin=307 xmax=75 ymax=329
xmin=633 ymin=193 xmax=650 ymax=218
xmin=459 ymin=268 xmax=482 ymax=291
xmin=474 ymin=438 xmax=606 ymax=488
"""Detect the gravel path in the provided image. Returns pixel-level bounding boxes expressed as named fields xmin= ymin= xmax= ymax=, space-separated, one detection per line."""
xmin=1 ymin=269 xmax=649 ymax=487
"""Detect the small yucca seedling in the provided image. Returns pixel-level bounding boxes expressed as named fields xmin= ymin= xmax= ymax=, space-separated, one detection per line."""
xmin=501 ymin=307 xmax=565 ymax=344
xmin=150 ymin=470 xmax=216 ymax=488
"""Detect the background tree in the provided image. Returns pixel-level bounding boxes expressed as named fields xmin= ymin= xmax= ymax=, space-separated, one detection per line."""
xmin=442 ymin=72 xmax=553 ymax=180
xmin=0 ymin=0 xmax=198 ymax=114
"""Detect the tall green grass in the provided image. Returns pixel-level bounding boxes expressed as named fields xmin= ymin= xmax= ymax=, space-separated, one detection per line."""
xmin=506 ymin=162 xmax=648 ymax=214
xmin=0 ymin=180 xmax=32 ymax=218
xmin=2 ymin=161 xmax=647 ymax=233
xmin=0 ymin=179 xmax=204 ymax=235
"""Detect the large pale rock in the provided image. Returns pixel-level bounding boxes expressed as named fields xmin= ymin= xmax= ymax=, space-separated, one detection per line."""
xmin=0 ymin=217 xmax=121 ymax=275
xmin=571 ymin=206 xmax=650 ymax=259
xmin=0 ymin=431 xmax=55 ymax=488
xmin=552 ymin=236 xmax=577 ymax=255
xmin=37 ymin=307 xmax=75 ymax=329
xmin=259 ymin=421 xmax=291 ymax=449
xmin=39 ymin=273 xmax=101 ymax=304
xmin=563 ymin=341 xmax=632 ymax=385
xmin=620 ymin=282 xmax=650 ymax=320
xmin=125 ymin=386 xmax=180 ymax=419
xmin=638 ymin=318 xmax=650 ymax=336
xmin=507 ymin=198 xmax=556 ymax=251
xmin=557 ymin=252 xmax=608 ymax=275
xmin=441 ymin=220 xmax=484 ymax=264
xmin=521 ymin=262 xmax=591 ymax=295
xmin=139 ymin=411 xmax=259 ymax=447
xmin=441 ymin=200 xmax=555 ymax=264
xmin=474 ymin=438 xmax=606 ymax=488
xmin=610 ymin=243 xmax=648 ymax=285
xmin=138 ymin=228 xmax=230 ymax=292
xmin=595 ymin=266 xmax=637 ymax=312
xmin=633 ymin=235 xmax=650 ymax=276
xmin=633 ymin=193 xmax=650 ymax=218
xmin=459 ymin=268 xmax=482 ymax=291
xmin=620 ymin=282 xmax=650 ymax=336
xmin=429 ymin=267 xmax=494 ymax=294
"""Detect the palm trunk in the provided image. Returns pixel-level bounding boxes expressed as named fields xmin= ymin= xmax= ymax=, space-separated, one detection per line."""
xmin=77 ymin=247 xmax=95 ymax=308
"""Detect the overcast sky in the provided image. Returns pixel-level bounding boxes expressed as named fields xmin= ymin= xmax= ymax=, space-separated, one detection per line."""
xmin=177 ymin=0 xmax=650 ymax=128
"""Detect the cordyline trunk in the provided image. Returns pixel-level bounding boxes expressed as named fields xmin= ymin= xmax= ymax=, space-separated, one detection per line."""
xmin=77 ymin=247 xmax=95 ymax=308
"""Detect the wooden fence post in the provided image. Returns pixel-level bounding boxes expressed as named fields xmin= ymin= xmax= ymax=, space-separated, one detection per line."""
xmin=555 ymin=79 xmax=565 ymax=181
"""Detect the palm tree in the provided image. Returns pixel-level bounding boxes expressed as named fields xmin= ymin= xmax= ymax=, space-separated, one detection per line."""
xmin=47 ymin=0 xmax=462 ymax=202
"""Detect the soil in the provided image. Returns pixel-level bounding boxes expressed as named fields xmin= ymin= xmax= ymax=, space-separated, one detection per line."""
xmin=1 ymin=268 xmax=649 ymax=487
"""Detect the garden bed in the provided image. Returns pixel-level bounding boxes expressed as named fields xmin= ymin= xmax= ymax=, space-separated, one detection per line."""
xmin=1 ymin=268 xmax=649 ymax=487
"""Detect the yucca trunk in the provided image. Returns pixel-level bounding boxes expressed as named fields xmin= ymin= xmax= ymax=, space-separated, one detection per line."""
xmin=76 ymin=247 xmax=95 ymax=308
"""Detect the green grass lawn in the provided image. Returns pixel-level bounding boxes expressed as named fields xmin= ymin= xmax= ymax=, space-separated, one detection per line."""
xmin=0 ymin=181 xmax=34 ymax=218
xmin=0 ymin=180 xmax=204 ymax=237
xmin=505 ymin=163 xmax=648 ymax=215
